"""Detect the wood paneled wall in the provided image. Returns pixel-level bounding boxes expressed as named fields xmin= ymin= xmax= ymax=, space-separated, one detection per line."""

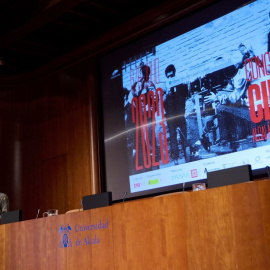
xmin=0 ymin=59 xmax=102 ymax=220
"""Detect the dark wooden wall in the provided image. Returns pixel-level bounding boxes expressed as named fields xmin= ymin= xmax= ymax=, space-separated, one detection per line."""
xmin=0 ymin=59 xmax=102 ymax=220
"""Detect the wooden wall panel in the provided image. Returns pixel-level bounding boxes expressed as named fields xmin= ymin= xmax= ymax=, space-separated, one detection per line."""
xmin=0 ymin=225 xmax=5 ymax=270
xmin=0 ymin=181 xmax=270 ymax=269
xmin=228 ymin=182 xmax=269 ymax=270
xmin=112 ymin=181 xmax=270 ymax=270
xmin=185 ymin=187 xmax=236 ymax=270
xmin=64 ymin=208 xmax=114 ymax=270
xmin=0 ymin=89 xmax=19 ymax=211
xmin=55 ymin=214 xmax=69 ymax=270
xmin=154 ymin=194 xmax=189 ymax=269
xmin=112 ymin=195 xmax=189 ymax=270
xmin=63 ymin=67 xmax=92 ymax=211
xmin=0 ymin=61 xmax=101 ymax=220
xmin=44 ymin=217 xmax=59 ymax=269
xmin=18 ymin=86 xmax=42 ymax=220
xmin=87 ymin=65 xmax=103 ymax=195
xmin=1 ymin=208 xmax=114 ymax=270
xmin=39 ymin=78 xmax=67 ymax=161
xmin=89 ymin=208 xmax=114 ymax=270
xmin=4 ymin=222 xmax=22 ymax=270
xmin=257 ymin=180 xmax=270 ymax=267
xmin=157 ymin=194 xmax=188 ymax=270
xmin=40 ymin=155 xmax=67 ymax=215
xmin=56 ymin=207 xmax=114 ymax=270
xmin=112 ymin=198 xmax=163 ymax=270
xmin=0 ymin=85 xmax=41 ymax=217
xmin=20 ymin=219 xmax=44 ymax=269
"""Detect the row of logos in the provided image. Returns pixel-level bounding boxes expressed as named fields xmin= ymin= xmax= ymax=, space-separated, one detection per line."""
xmin=130 ymin=149 xmax=270 ymax=191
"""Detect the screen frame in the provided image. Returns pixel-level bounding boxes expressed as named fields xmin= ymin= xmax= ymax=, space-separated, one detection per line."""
xmin=99 ymin=0 xmax=270 ymax=202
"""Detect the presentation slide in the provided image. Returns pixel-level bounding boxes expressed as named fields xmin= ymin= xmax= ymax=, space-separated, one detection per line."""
xmin=101 ymin=0 xmax=270 ymax=201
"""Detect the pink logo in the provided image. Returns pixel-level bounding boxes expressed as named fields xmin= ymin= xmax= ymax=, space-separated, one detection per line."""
xmin=191 ymin=169 xmax=198 ymax=178
xmin=134 ymin=183 xmax=140 ymax=188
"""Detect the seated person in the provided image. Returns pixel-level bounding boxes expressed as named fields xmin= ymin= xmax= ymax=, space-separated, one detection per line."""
xmin=0 ymin=192 xmax=9 ymax=219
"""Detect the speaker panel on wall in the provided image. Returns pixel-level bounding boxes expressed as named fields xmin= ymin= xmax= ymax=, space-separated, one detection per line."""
xmin=207 ymin=165 xmax=252 ymax=189
xmin=1 ymin=210 xmax=23 ymax=224
xmin=82 ymin=192 xmax=112 ymax=210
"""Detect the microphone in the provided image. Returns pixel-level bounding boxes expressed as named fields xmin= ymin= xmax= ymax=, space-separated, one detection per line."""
xmin=79 ymin=199 xmax=83 ymax=211
xmin=183 ymin=182 xmax=185 ymax=192
xmin=267 ymin=166 xmax=270 ymax=179
xmin=123 ymin=192 xmax=127 ymax=203
xmin=36 ymin=209 xmax=40 ymax=219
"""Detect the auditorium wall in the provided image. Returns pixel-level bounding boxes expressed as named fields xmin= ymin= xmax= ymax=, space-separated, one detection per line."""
xmin=0 ymin=59 xmax=102 ymax=220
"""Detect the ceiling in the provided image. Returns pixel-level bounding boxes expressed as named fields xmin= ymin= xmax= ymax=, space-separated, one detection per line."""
xmin=0 ymin=0 xmax=209 ymax=78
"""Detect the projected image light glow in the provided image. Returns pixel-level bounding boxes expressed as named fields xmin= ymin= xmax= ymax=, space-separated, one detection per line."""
xmin=101 ymin=0 xmax=270 ymax=201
